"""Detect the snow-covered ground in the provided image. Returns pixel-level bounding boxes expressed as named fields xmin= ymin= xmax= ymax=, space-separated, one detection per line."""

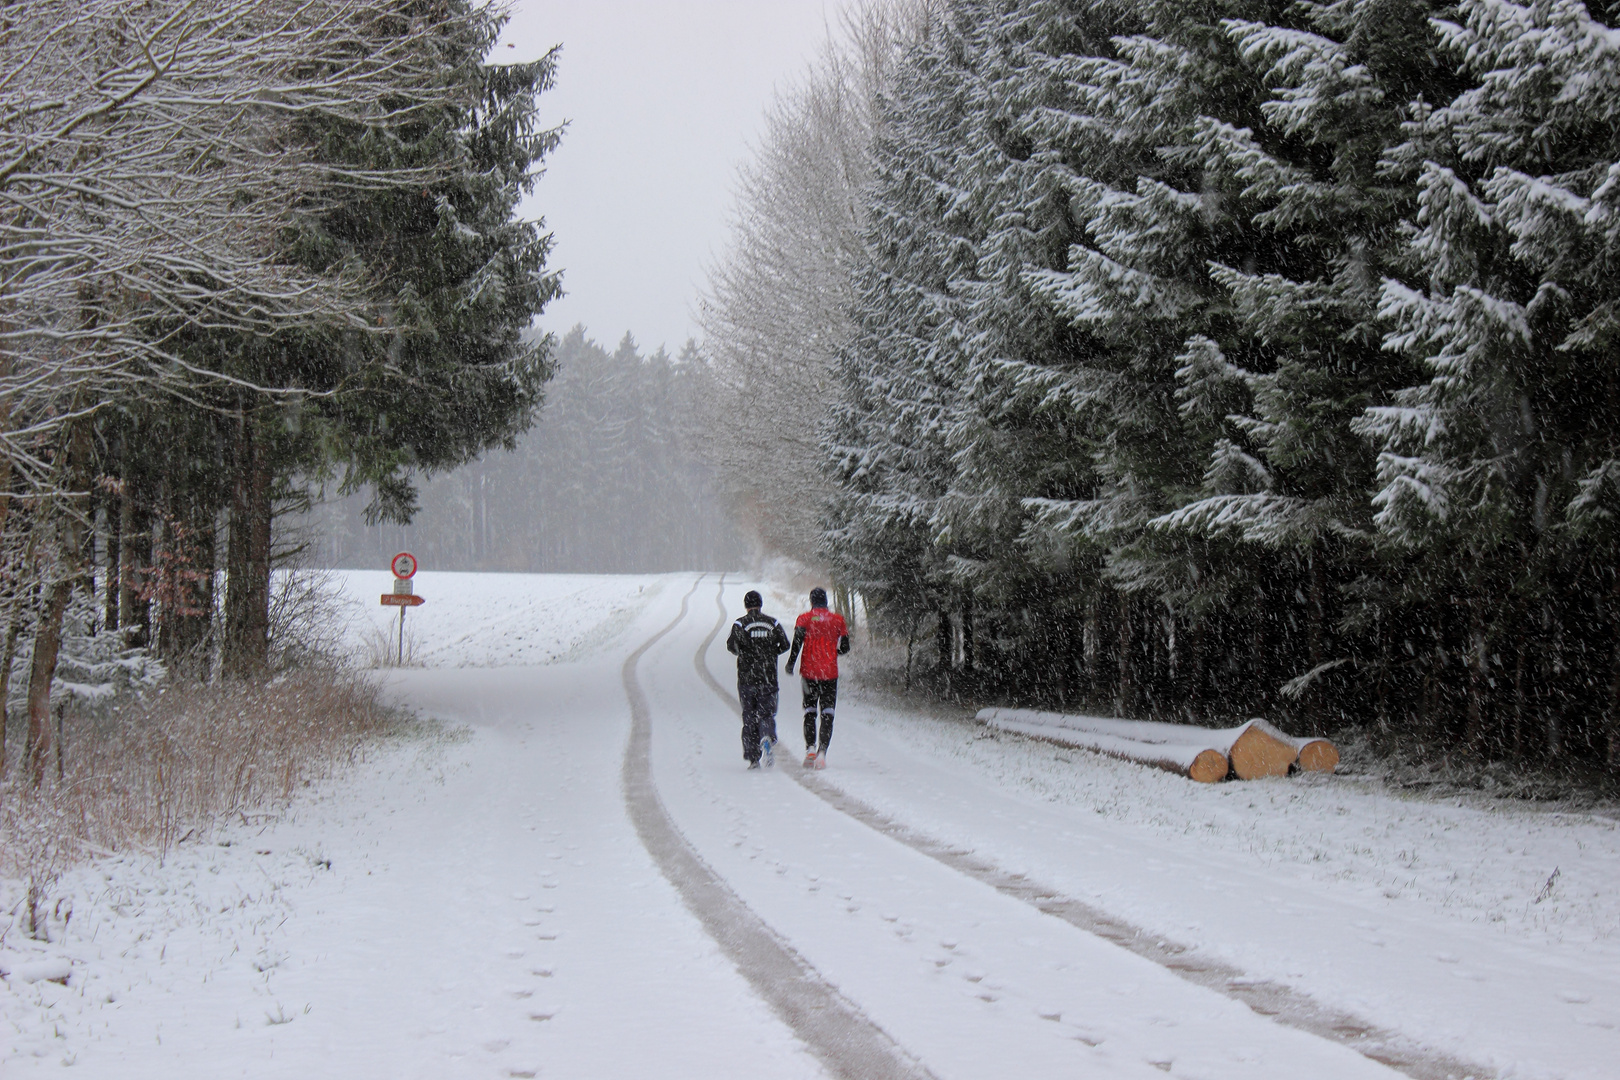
xmin=2 ymin=570 xmax=1616 ymax=1079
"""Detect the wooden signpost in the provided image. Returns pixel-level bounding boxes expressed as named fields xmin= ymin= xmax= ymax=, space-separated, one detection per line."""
xmin=381 ymin=551 xmax=423 ymax=665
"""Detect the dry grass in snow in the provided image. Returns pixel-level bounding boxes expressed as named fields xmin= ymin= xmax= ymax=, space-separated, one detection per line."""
xmin=0 ymin=669 xmax=396 ymax=937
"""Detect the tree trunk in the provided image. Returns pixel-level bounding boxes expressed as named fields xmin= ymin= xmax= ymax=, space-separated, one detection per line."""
xmin=104 ymin=482 xmax=121 ymax=631
xmin=1188 ymin=618 xmax=1206 ymax=722
xmin=119 ymin=458 xmax=154 ymax=649
xmin=961 ymin=594 xmax=974 ymax=675
xmin=0 ymin=408 xmax=14 ymax=544
xmin=1608 ymin=576 xmax=1620 ymax=771
xmin=0 ymin=593 xmax=24 ymax=777
xmin=159 ymin=480 xmax=216 ymax=677
xmin=25 ymin=416 xmax=92 ymax=786
xmin=936 ymin=607 xmax=952 ymax=673
xmin=903 ymin=612 xmax=918 ymax=692
xmin=0 ymin=482 xmax=27 ymax=777
xmin=223 ymin=416 xmax=273 ymax=677
xmin=25 ymin=577 xmax=72 ymax=786
xmin=1250 ymin=615 xmax=1268 ymax=715
xmin=1466 ymin=598 xmax=1488 ymax=751
xmin=1548 ymin=611 xmax=1564 ymax=758
xmin=118 ymin=463 xmax=140 ymax=636
xmin=1116 ymin=590 xmax=1134 ymax=717
xmin=85 ymin=494 xmax=99 ymax=626
xmin=1308 ymin=549 xmax=1326 ymax=725
xmin=1375 ymin=621 xmax=1391 ymax=737
xmin=1083 ymin=594 xmax=1100 ymax=695
xmin=1511 ymin=638 xmax=1527 ymax=758
xmin=1060 ymin=604 xmax=1082 ymax=709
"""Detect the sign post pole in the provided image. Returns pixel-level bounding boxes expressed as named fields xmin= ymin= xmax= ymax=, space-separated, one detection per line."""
xmin=382 ymin=552 xmax=422 ymax=667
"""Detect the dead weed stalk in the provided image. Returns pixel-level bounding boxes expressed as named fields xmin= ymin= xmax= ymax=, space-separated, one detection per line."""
xmin=1 ymin=669 xmax=395 ymax=938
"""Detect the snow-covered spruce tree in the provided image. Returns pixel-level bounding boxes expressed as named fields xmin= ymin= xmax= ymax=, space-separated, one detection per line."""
xmin=1136 ymin=0 xmax=1459 ymax=730
xmin=822 ymin=0 xmax=1620 ymax=769
xmin=1357 ymin=0 xmax=1620 ymax=765
xmin=192 ymin=2 xmax=563 ymax=678
xmin=843 ymin=0 xmax=1431 ymax=732
xmin=924 ymin=0 xmax=1461 ymax=737
xmin=833 ymin=0 xmax=1291 ymax=711
xmin=983 ymin=0 xmax=1286 ymax=719
xmin=823 ymin=3 xmax=991 ymax=676
xmin=917 ymin=0 xmax=1146 ymax=705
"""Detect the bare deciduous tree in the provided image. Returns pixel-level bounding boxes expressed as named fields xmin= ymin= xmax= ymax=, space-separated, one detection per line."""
xmin=694 ymin=0 xmax=933 ymax=564
xmin=0 ymin=0 xmax=491 ymax=782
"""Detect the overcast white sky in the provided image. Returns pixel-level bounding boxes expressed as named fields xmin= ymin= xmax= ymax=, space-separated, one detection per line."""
xmin=498 ymin=2 xmax=851 ymax=355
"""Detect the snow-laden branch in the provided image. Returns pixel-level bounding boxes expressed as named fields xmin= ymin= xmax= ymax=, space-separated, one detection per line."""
xmin=0 ymin=0 xmax=490 ymax=496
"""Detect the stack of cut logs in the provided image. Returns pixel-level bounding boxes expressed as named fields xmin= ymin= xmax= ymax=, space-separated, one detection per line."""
xmin=977 ymin=709 xmax=1339 ymax=784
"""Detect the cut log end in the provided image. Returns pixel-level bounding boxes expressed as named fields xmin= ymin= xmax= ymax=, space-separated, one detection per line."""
xmin=1296 ymin=738 xmax=1339 ymax=774
xmin=1228 ymin=722 xmax=1298 ymax=780
xmin=1188 ymin=748 xmax=1229 ymax=784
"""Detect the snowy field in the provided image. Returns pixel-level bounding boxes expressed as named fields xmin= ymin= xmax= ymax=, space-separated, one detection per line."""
xmin=2 ymin=570 xmax=1616 ymax=1079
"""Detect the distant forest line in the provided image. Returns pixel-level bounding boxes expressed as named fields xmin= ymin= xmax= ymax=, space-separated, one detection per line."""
xmin=303 ymin=328 xmax=749 ymax=574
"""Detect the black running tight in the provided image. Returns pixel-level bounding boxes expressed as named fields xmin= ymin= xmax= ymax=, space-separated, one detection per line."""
xmin=801 ymin=678 xmax=837 ymax=751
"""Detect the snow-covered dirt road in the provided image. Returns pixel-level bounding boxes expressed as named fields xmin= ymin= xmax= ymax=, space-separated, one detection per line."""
xmin=4 ymin=570 xmax=1617 ymax=1079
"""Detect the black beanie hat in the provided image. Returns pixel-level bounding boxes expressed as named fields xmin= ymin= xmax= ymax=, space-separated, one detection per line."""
xmin=810 ymin=587 xmax=828 ymax=608
xmin=744 ymin=590 xmax=762 ymax=609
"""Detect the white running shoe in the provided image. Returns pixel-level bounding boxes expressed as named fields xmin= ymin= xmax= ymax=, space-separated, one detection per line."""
xmin=813 ymin=751 xmax=828 ymax=770
xmin=803 ymin=749 xmax=818 ymax=768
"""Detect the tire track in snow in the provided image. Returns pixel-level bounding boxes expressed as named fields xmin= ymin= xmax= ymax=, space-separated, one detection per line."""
xmin=623 ymin=574 xmax=935 ymax=1080
xmin=694 ymin=577 xmax=1491 ymax=1080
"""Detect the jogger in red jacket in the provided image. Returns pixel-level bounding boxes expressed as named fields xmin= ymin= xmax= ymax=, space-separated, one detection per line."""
xmin=785 ymin=587 xmax=849 ymax=769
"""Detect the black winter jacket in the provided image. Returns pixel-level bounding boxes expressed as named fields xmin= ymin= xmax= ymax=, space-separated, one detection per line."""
xmin=726 ymin=611 xmax=791 ymax=688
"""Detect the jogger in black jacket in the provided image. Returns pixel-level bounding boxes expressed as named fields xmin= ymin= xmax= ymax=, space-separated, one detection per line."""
xmin=725 ymin=590 xmax=791 ymax=768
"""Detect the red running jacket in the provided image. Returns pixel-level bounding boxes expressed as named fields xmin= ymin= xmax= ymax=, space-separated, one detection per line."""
xmin=790 ymin=608 xmax=849 ymax=680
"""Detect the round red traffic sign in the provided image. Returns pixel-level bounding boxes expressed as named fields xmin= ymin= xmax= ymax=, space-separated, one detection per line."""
xmin=390 ymin=551 xmax=418 ymax=579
